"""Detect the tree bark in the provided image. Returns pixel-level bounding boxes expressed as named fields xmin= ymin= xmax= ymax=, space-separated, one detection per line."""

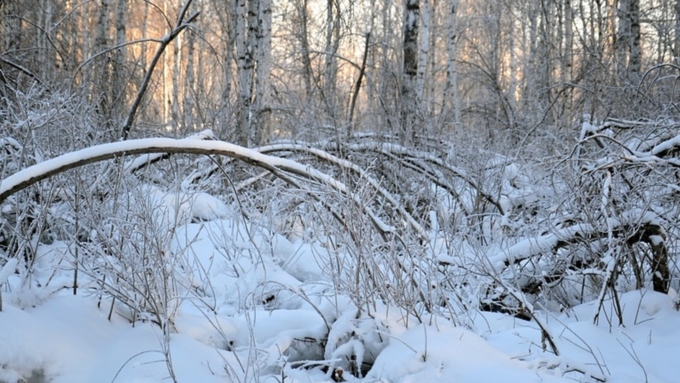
xmin=401 ymin=0 xmax=420 ymax=145
xmin=93 ymin=0 xmax=112 ymax=128
xmin=183 ymin=30 xmax=196 ymax=130
xmin=675 ymin=0 xmax=680 ymax=61
xmin=253 ymin=0 xmax=272 ymax=145
xmin=112 ymin=0 xmax=127 ymax=122
xmin=444 ymin=0 xmax=460 ymax=128
xmin=323 ymin=0 xmax=340 ymax=122
xmin=235 ymin=0 xmax=254 ymax=146
xmin=416 ymin=0 xmax=429 ymax=104
xmin=617 ymin=0 xmax=641 ymax=81
xmin=299 ymin=0 xmax=313 ymax=100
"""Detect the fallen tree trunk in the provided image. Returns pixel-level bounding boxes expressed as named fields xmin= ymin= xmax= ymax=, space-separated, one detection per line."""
xmin=490 ymin=211 xmax=670 ymax=293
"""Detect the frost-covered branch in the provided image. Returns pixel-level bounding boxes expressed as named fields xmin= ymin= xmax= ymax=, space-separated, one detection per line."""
xmin=490 ymin=210 xmax=670 ymax=293
xmin=0 ymin=137 xmax=395 ymax=237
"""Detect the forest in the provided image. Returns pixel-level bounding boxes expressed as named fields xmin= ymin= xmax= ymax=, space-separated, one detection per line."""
xmin=1 ymin=0 xmax=680 ymax=382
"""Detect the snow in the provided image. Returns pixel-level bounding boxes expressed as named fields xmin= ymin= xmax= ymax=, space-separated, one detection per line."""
xmin=1 ymin=205 xmax=679 ymax=383
xmin=123 ymin=129 xmax=214 ymax=174
xmin=2 ymin=136 xmax=680 ymax=383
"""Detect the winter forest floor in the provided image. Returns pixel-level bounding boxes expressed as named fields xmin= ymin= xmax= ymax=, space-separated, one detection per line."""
xmin=2 ymin=121 xmax=680 ymax=383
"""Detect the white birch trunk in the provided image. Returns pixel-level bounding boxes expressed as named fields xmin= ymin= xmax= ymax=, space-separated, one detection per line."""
xmin=183 ymin=31 xmax=196 ymax=131
xmin=253 ymin=0 xmax=272 ymax=144
xmin=112 ymin=0 xmax=127 ymax=120
xmin=416 ymin=0 xmax=429 ymax=104
xmin=675 ymin=0 xmax=680 ymax=61
xmin=401 ymin=0 xmax=420 ymax=144
xmin=617 ymin=0 xmax=641 ymax=79
xmin=628 ymin=0 xmax=641 ymax=77
xmin=163 ymin=1 xmax=169 ymax=124
xmin=219 ymin=0 xmax=237 ymax=138
xmin=300 ymin=0 xmax=313 ymax=99
xmin=94 ymin=0 xmax=111 ymax=124
xmin=564 ymin=0 xmax=574 ymax=83
xmin=235 ymin=0 xmax=254 ymax=146
xmin=445 ymin=0 xmax=460 ymax=128
xmin=617 ymin=0 xmax=631 ymax=76
xmin=323 ymin=0 xmax=339 ymax=119
xmin=172 ymin=33 xmax=181 ymax=130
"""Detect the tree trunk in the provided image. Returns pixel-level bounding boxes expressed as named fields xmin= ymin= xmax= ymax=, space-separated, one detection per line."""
xmin=401 ymin=0 xmax=420 ymax=145
xmin=218 ymin=0 xmax=237 ymax=139
xmin=93 ymin=0 xmax=112 ymax=128
xmin=112 ymin=0 xmax=127 ymax=123
xmin=299 ymin=0 xmax=313 ymax=100
xmin=628 ymin=0 xmax=641 ymax=77
xmin=675 ymin=0 xmax=680 ymax=61
xmin=444 ymin=0 xmax=460 ymax=129
xmin=183 ymin=30 xmax=196 ymax=131
xmin=253 ymin=0 xmax=272 ymax=145
xmin=617 ymin=0 xmax=641 ymax=81
xmin=563 ymin=0 xmax=574 ymax=83
xmin=235 ymin=0 xmax=255 ymax=146
xmin=172 ymin=2 xmax=182 ymax=131
xmin=416 ymin=0 xmax=429 ymax=105
xmin=323 ymin=0 xmax=339 ymax=122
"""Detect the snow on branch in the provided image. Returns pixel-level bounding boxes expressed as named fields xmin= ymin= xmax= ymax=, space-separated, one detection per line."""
xmin=489 ymin=210 xmax=669 ymax=293
xmin=336 ymin=142 xmax=504 ymax=214
xmin=0 ymin=137 xmax=395 ymax=236
xmin=123 ymin=129 xmax=214 ymax=174
xmin=257 ymin=142 xmax=426 ymax=238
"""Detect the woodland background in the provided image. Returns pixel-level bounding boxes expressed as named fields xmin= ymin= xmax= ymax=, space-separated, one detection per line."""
xmin=1 ymin=1 xmax=680 ymax=382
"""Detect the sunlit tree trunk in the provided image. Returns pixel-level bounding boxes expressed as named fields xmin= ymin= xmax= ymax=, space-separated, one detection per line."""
xmin=675 ymin=0 xmax=680 ymax=61
xmin=298 ymin=0 xmax=313 ymax=100
xmin=253 ymin=0 xmax=272 ymax=144
xmin=183 ymin=30 xmax=196 ymax=131
xmin=163 ymin=1 xmax=170 ymax=124
xmin=112 ymin=0 xmax=127 ymax=123
xmin=444 ymin=0 xmax=460 ymax=128
xmin=563 ymin=0 xmax=574 ymax=84
xmin=401 ymin=0 xmax=420 ymax=144
xmin=37 ymin=0 xmax=54 ymax=79
xmin=94 ymin=0 xmax=112 ymax=127
xmin=617 ymin=0 xmax=641 ymax=80
xmin=416 ymin=0 xmax=429 ymax=105
xmin=323 ymin=0 xmax=340 ymax=122
xmin=378 ymin=0 xmax=394 ymax=129
xmin=628 ymin=0 xmax=641 ymax=77
xmin=139 ymin=0 xmax=149 ymax=121
xmin=235 ymin=0 xmax=255 ymax=146
xmin=217 ymin=0 xmax=236 ymax=138
xmin=172 ymin=2 xmax=182 ymax=130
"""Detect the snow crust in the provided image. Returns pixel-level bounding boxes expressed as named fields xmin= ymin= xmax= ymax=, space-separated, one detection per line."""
xmin=1 ymin=205 xmax=679 ymax=382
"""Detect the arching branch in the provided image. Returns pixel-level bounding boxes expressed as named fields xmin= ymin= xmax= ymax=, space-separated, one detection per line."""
xmin=0 ymin=137 xmax=395 ymax=237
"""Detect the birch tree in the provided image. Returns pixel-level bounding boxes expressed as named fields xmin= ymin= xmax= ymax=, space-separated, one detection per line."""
xmin=675 ymin=0 xmax=680 ymax=60
xmin=235 ymin=0 xmax=254 ymax=146
xmin=93 ymin=0 xmax=112 ymax=128
xmin=444 ymin=0 xmax=460 ymax=128
xmin=401 ymin=0 xmax=420 ymax=144
xmin=323 ymin=0 xmax=340 ymax=122
xmin=253 ymin=0 xmax=272 ymax=145
xmin=112 ymin=0 xmax=128 ymax=122
xmin=617 ymin=0 xmax=642 ymax=80
xmin=416 ymin=0 xmax=429 ymax=104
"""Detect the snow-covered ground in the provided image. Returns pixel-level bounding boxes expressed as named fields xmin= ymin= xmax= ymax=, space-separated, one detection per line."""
xmin=1 ymin=191 xmax=679 ymax=383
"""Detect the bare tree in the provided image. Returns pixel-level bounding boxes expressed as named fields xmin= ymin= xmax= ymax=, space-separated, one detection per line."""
xmin=617 ymin=0 xmax=642 ymax=80
xmin=401 ymin=0 xmax=420 ymax=144
xmin=444 ymin=0 xmax=460 ymax=128
xmin=253 ymin=0 xmax=272 ymax=144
